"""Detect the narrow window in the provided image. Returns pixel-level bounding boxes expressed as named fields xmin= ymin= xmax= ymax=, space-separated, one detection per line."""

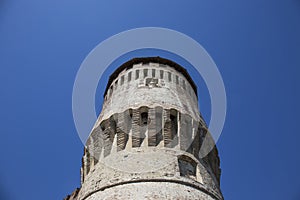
xmin=137 ymin=108 xmax=148 ymax=147
xmin=170 ymin=114 xmax=178 ymax=137
xmin=160 ymin=70 xmax=164 ymax=79
xmin=176 ymin=75 xmax=179 ymax=84
xmin=170 ymin=109 xmax=178 ymax=147
xmin=182 ymin=80 xmax=186 ymax=89
xmin=168 ymin=72 xmax=171 ymax=82
xmin=141 ymin=112 xmax=148 ymax=126
xmin=100 ymin=121 xmax=105 ymax=131
xmin=152 ymin=69 xmax=156 ymax=77
xmin=155 ymin=107 xmax=163 ymax=145
xmin=143 ymin=69 xmax=148 ymax=78
xmin=135 ymin=70 xmax=139 ymax=79
xmin=115 ymin=80 xmax=118 ymax=89
xmin=121 ymin=75 xmax=124 ymax=85
xmin=178 ymin=155 xmax=197 ymax=180
xmin=128 ymin=72 xmax=132 ymax=82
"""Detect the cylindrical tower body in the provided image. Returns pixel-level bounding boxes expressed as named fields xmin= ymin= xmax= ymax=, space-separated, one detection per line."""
xmin=65 ymin=57 xmax=223 ymax=200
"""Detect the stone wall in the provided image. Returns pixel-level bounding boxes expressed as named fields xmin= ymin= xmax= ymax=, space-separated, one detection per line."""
xmin=82 ymin=107 xmax=221 ymax=186
xmin=65 ymin=58 xmax=223 ymax=200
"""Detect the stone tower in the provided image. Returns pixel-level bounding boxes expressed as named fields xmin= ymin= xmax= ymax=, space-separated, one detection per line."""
xmin=65 ymin=57 xmax=223 ymax=200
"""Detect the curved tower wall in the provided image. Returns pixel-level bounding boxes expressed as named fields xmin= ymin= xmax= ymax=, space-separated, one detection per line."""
xmin=98 ymin=62 xmax=200 ymax=123
xmin=65 ymin=57 xmax=223 ymax=200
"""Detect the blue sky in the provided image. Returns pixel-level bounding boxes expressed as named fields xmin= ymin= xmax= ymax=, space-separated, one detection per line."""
xmin=0 ymin=0 xmax=300 ymax=199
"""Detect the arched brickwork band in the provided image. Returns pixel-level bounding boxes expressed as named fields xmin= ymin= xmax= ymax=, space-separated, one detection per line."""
xmin=65 ymin=57 xmax=223 ymax=200
xmin=81 ymin=107 xmax=220 ymax=187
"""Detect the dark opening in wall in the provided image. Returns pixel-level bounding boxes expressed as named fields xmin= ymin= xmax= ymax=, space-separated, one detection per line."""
xmin=121 ymin=75 xmax=124 ymax=85
xmin=178 ymin=155 xmax=197 ymax=180
xmin=135 ymin=70 xmax=139 ymax=79
xmin=128 ymin=72 xmax=132 ymax=82
xmin=125 ymin=109 xmax=133 ymax=136
xmin=160 ymin=70 xmax=164 ymax=79
xmin=132 ymin=107 xmax=148 ymax=147
xmin=141 ymin=112 xmax=148 ymax=126
xmin=168 ymin=72 xmax=172 ymax=82
xmin=148 ymin=108 xmax=156 ymax=147
xmin=85 ymin=148 xmax=91 ymax=174
xmin=114 ymin=80 xmax=118 ymax=89
xmin=152 ymin=69 xmax=156 ymax=77
xmin=170 ymin=109 xmax=178 ymax=147
xmin=139 ymin=110 xmax=147 ymax=146
xmin=155 ymin=107 xmax=163 ymax=146
xmin=145 ymin=78 xmax=158 ymax=87
xmin=100 ymin=121 xmax=105 ymax=131
xmin=143 ymin=69 xmax=148 ymax=78
xmin=109 ymin=85 xmax=113 ymax=96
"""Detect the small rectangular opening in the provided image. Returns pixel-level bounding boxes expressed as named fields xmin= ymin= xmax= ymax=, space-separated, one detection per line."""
xmin=152 ymin=69 xmax=156 ymax=77
xmin=128 ymin=72 xmax=132 ymax=82
xmin=143 ymin=69 xmax=148 ymax=78
xmin=115 ymin=80 xmax=118 ymax=89
xmin=121 ymin=76 xmax=124 ymax=85
xmin=160 ymin=70 xmax=164 ymax=79
xmin=168 ymin=72 xmax=171 ymax=82
xmin=178 ymin=155 xmax=197 ymax=180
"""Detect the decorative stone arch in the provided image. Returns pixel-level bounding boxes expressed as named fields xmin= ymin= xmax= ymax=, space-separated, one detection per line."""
xmin=177 ymin=155 xmax=201 ymax=182
xmin=139 ymin=106 xmax=149 ymax=126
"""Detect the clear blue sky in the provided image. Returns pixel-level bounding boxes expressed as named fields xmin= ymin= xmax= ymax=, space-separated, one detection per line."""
xmin=0 ymin=1 xmax=300 ymax=200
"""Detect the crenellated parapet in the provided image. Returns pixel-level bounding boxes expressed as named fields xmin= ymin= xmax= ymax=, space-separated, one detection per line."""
xmin=97 ymin=58 xmax=200 ymax=124
xmin=66 ymin=57 xmax=223 ymax=200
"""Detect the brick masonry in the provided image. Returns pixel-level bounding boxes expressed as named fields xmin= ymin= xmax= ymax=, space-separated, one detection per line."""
xmin=65 ymin=57 xmax=223 ymax=200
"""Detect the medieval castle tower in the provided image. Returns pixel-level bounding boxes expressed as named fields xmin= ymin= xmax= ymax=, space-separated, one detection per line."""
xmin=66 ymin=57 xmax=223 ymax=200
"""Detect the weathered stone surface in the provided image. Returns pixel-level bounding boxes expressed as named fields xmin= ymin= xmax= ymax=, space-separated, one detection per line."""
xmin=65 ymin=57 xmax=223 ymax=200
xmin=86 ymin=182 xmax=216 ymax=200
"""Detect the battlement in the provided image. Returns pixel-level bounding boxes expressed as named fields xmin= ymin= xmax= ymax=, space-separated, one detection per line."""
xmin=66 ymin=57 xmax=223 ymax=200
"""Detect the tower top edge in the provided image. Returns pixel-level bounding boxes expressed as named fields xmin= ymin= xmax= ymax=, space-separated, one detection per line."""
xmin=103 ymin=56 xmax=198 ymax=97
